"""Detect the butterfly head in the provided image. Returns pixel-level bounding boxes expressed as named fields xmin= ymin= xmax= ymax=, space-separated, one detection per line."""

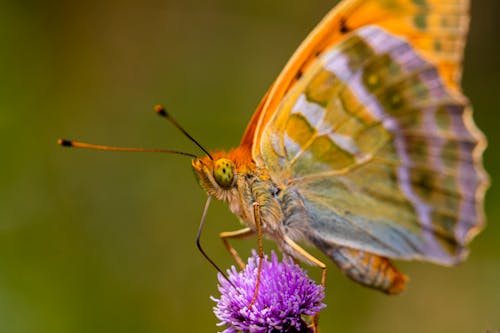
xmin=192 ymin=155 xmax=237 ymax=200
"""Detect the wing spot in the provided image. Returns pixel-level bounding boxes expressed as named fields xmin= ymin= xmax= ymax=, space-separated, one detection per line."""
xmin=296 ymin=69 xmax=303 ymax=80
xmin=367 ymin=74 xmax=380 ymax=88
xmin=340 ymin=17 xmax=350 ymax=34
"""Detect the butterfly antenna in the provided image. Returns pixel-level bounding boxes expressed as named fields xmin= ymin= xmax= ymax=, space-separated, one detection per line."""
xmin=154 ymin=105 xmax=213 ymax=160
xmin=57 ymin=139 xmax=197 ymax=158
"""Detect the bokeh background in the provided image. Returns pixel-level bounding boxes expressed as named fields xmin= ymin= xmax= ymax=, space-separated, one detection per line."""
xmin=1 ymin=0 xmax=499 ymax=332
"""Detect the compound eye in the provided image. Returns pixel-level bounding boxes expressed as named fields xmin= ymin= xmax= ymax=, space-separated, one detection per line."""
xmin=213 ymin=158 xmax=234 ymax=188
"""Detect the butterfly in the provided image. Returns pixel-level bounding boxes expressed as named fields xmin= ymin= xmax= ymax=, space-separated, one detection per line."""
xmin=191 ymin=0 xmax=488 ymax=294
xmin=61 ymin=0 xmax=488 ymax=294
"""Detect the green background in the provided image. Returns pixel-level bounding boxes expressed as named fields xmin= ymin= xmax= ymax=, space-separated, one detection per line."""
xmin=1 ymin=0 xmax=499 ymax=332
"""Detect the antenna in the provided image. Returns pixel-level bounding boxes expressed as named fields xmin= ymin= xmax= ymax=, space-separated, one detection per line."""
xmin=154 ymin=105 xmax=213 ymax=160
xmin=57 ymin=139 xmax=197 ymax=158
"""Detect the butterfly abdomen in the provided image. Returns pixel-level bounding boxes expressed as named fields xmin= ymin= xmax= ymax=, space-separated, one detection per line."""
xmin=328 ymin=246 xmax=408 ymax=294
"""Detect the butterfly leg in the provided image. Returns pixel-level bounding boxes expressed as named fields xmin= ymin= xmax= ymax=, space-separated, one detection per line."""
xmin=249 ymin=202 xmax=264 ymax=307
xmin=219 ymin=203 xmax=263 ymax=308
xmin=284 ymin=236 xmax=326 ymax=333
xmin=220 ymin=227 xmax=255 ymax=270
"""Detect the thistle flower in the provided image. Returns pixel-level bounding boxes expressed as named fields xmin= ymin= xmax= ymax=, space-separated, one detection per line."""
xmin=212 ymin=251 xmax=326 ymax=333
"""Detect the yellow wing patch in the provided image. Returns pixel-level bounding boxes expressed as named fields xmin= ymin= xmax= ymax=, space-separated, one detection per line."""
xmin=245 ymin=0 xmax=470 ymax=161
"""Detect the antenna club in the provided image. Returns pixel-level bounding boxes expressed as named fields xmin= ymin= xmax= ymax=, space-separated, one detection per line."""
xmin=154 ymin=105 xmax=168 ymax=117
xmin=154 ymin=104 xmax=213 ymax=160
xmin=58 ymin=139 xmax=73 ymax=147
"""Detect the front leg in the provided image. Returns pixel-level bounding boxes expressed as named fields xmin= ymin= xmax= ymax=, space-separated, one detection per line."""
xmin=219 ymin=204 xmax=263 ymax=309
xmin=249 ymin=202 xmax=264 ymax=307
xmin=221 ymin=203 xmax=264 ymax=308
xmin=220 ymin=227 xmax=255 ymax=269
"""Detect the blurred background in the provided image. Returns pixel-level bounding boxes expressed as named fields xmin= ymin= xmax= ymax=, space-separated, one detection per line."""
xmin=1 ymin=0 xmax=499 ymax=332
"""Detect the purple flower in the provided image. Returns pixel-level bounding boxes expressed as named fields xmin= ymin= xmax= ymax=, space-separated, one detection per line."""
xmin=212 ymin=251 xmax=326 ymax=333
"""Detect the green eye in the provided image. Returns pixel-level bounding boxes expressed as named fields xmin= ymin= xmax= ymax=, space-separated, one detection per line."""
xmin=213 ymin=158 xmax=234 ymax=188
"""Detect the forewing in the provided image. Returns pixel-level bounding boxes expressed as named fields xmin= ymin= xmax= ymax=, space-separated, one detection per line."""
xmin=257 ymin=25 xmax=487 ymax=264
xmin=245 ymin=0 xmax=473 ymax=162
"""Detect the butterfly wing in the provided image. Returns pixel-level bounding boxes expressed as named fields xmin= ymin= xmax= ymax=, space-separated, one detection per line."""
xmin=243 ymin=0 xmax=473 ymax=158
xmin=248 ymin=0 xmax=488 ymax=264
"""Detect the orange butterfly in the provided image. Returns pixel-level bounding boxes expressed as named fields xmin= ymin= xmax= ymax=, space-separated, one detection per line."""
xmin=60 ymin=0 xmax=488 ymax=295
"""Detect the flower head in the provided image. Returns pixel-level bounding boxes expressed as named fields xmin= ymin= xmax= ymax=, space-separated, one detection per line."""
xmin=212 ymin=251 xmax=326 ymax=333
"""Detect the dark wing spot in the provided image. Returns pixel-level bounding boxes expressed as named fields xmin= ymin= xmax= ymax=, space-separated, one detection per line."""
xmin=222 ymin=168 xmax=226 ymax=173
xmin=416 ymin=173 xmax=434 ymax=196
xmin=340 ymin=17 xmax=350 ymax=34
xmin=296 ymin=69 xmax=303 ymax=80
